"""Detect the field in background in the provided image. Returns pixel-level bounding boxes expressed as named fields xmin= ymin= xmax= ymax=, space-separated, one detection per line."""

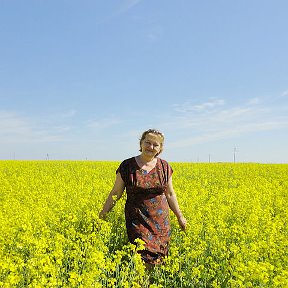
xmin=0 ymin=161 xmax=287 ymax=287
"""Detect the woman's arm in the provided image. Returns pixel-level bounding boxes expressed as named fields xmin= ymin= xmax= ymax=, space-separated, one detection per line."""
xmin=165 ymin=176 xmax=187 ymax=231
xmin=99 ymin=173 xmax=125 ymax=219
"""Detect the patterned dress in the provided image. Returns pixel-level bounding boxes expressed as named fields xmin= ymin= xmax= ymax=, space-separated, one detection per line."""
xmin=116 ymin=157 xmax=173 ymax=264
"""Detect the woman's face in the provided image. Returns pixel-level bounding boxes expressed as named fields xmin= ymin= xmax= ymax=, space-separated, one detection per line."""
xmin=140 ymin=133 xmax=163 ymax=158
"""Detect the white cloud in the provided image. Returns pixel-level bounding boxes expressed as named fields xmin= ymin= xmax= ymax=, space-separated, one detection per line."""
xmin=53 ymin=125 xmax=72 ymax=133
xmin=193 ymin=99 xmax=225 ymax=111
xmin=87 ymin=115 xmax=121 ymax=129
xmin=0 ymin=111 xmax=29 ymax=134
xmin=61 ymin=109 xmax=77 ymax=118
xmin=168 ymin=106 xmax=253 ymax=130
xmin=247 ymin=97 xmax=260 ymax=105
xmin=214 ymin=107 xmax=252 ymax=123
xmin=147 ymin=25 xmax=163 ymax=42
xmin=117 ymin=0 xmax=142 ymax=14
xmin=174 ymin=98 xmax=225 ymax=113
xmin=281 ymin=90 xmax=288 ymax=97
xmin=166 ymin=96 xmax=288 ymax=148
xmin=169 ymin=119 xmax=288 ymax=148
xmin=0 ymin=111 xmax=64 ymax=144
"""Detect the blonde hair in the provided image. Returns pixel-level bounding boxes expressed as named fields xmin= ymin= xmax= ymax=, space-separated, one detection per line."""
xmin=139 ymin=129 xmax=165 ymax=156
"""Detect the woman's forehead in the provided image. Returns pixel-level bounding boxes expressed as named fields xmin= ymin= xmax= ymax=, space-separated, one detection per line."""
xmin=145 ymin=133 xmax=163 ymax=142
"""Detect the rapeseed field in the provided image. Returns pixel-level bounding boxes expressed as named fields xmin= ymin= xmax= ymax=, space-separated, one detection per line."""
xmin=0 ymin=161 xmax=287 ymax=287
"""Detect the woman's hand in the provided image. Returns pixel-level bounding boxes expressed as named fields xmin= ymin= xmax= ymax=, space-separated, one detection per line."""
xmin=177 ymin=215 xmax=187 ymax=231
xmin=165 ymin=177 xmax=187 ymax=231
xmin=99 ymin=173 xmax=125 ymax=220
xmin=99 ymin=210 xmax=106 ymax=220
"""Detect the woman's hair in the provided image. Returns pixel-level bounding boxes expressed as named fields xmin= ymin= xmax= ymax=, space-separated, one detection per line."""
xmin=139 ymin=128 xmax=165 ymax=156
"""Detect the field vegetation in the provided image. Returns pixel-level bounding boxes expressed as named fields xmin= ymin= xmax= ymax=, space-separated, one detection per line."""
xmin=0 ymin=161 xmax=287 ymax=287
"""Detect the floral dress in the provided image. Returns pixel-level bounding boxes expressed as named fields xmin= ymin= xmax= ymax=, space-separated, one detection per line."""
xmin=116 ymin=157 xmax=173 ymax=264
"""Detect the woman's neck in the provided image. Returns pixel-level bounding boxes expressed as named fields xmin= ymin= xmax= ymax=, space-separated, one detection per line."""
xmin=138 ymin=154 xmax=155 ymax=164
xmin=136 ymin=155 xmax=157 ymax=173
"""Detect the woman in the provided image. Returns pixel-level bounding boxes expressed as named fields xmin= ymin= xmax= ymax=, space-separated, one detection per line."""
xmin=99 ymin=129 xmax=187 ymax=265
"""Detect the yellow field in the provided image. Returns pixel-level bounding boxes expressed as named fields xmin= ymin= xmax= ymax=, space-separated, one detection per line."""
xmin=0 ymin=161 xmax=287 ymax=287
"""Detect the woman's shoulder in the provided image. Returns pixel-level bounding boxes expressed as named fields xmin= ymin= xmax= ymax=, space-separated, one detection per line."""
xmin=157 ymin=157 xmax=170 ymax=166
xmin=121 ymin=157 xmax=135 ymax=165
xmin=157 ymin=157 xmax=173 ymax=173
xmin=116 ymin=157 xmax=138 ymax=178
xmin=118 ymin=157 xmax=137 ymax=170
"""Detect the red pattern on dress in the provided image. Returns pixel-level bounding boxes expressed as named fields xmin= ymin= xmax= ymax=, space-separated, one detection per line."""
xmin=116 ymin=157 xmax=173 ymax=264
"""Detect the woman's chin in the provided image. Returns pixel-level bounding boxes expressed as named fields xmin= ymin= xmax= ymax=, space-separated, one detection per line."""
xmin=144 ymin=151 xmax=155 ymax=157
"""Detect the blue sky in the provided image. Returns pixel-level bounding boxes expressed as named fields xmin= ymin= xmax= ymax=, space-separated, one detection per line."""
xmin=0 ymin=0 xmax=288 ymax=163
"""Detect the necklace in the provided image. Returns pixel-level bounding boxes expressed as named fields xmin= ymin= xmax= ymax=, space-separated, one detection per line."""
xmin=141 ymin=169 xmax=149 ymax=175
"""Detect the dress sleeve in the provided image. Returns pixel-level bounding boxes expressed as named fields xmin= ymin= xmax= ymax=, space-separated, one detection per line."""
xmin=159 ymin=159 xmax=173 ymax=184
xmin=167 ymin=162 xmax=173 ymax=180
xmin=116 ymin=159 xmax=131 ymax=186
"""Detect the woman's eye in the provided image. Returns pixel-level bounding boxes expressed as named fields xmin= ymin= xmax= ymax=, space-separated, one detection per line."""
xmin=146 ymin=141 xmax=159 ymax=147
